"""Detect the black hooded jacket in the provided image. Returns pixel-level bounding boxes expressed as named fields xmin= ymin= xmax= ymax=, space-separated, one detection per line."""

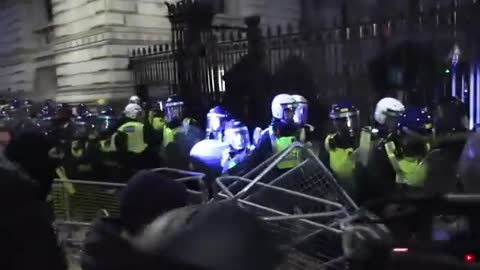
xmin=0 ymin=151 xmax=66 ymax=270
xmin=422 ymin=133 xmax=468 ymax=193
xmin=81 ymin=218 xmax=148 ymax=270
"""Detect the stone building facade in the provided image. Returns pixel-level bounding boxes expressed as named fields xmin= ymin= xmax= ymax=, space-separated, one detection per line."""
xmin=0 ymin=0 xmax=301 ymax=103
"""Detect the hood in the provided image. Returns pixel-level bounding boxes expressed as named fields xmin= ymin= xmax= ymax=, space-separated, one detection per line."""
xmin=133 ymin=202 xmax=285 ymax=270
xmin=81 ymin=218 xmax=148 ymax=270
xmin=0 ymin=150 xmax=40 ymax=209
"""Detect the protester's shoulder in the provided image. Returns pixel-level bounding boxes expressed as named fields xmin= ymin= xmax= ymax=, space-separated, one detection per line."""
xmin=0 ymin=151 xmax=38 ymax=204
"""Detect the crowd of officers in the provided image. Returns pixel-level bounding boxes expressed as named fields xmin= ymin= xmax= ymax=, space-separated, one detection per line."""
xmin=0 ymin=93 xmax=470 ymax=205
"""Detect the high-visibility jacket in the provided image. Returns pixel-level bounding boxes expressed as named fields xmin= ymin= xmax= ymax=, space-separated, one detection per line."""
xmin=117 ymin=121 xmax=147 ymax=153
xmin=163 ymin=118 xmax=194 ymax=147
xmin=100 ymin=134 xmax=117 ymax=153
xmin=268 ymin=127 xmax=300 ymax=170
xmin=71 ymin=140 xmax=88 ymax=158
xmin=385 ymin=141 xmax=428 ymax=187
xmin=324 ymin=133 xmax=356 ymax=181
xmin=152 ymin=117 xmax=166 ymax=131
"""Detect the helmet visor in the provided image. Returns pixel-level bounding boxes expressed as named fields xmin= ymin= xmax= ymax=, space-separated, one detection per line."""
xmin=281 ymin=103 xmax=297 ymax=123
xmin=207 ymin=113 xmax=227 ymax=133
xmin=166 ymin=105 xmax=184 ymax=122
xmin=225 ymin=126 xmax=250 ymax=150
xmin=294 ymin=103 xmax=308 ymax=125
xmin=96 ymin=116 xmax=118 ymax=134
xmin=334 ymin=114 xmax=360 ymax=135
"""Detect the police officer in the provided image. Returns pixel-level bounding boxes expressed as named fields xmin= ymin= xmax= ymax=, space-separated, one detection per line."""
xmin=356 ymin=97 xmax=405 ymax=204
xmin=68 ymin=114 xmax=95 ymax=179
xmin=251 ymin=94 xmax=302 ymax=171
xmin=322 ymin=102 xmax=360 ymax=199
xmin=116 ymin=103 xmax=148 ymax=155
xmin=96 ymin=107 xmax=119 ymax=153
xmin=162 ymin=95 xmax=203 ymax=169
xmin=189 ymin=106 xmax=230 ymax=179
xmin=221 ymin=119 xmax=254 ymax=174
xmin=150 ymin=100 xmax=166 ymax=131
xmin=206 ymin=106 xmax=230 ymax=141
xmin=92 ymin=107 xmax=123 ymax=181
xmin=162 ymin=95 xmax=201 ymax=146
xmin=385 ymin=106 xmax=433 ymax=189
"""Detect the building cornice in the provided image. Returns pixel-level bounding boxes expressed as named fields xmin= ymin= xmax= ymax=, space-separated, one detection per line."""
xmin=52 ymin=27 xmax=171 ymax=54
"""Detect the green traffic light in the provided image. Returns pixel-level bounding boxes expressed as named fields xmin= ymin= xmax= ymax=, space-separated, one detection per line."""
xmin=445 ymin=69 xmax=450 ymax=74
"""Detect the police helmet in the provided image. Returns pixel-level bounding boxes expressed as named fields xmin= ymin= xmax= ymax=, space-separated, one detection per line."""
xmin=76 ymin=103 xmax=90 ymax=117
xmin=129 ymin=95 xmax=141 ymax=105
xmin=330 ymin=102 xmax=360 ymax=135
xmin=54 ymin=103 xmax=73 ymax=121
xmin=291 ymin=95 xmax=308 ymax=125
xmin=124 ymin=103 xmax=144 ymax=120
xmin=397 ymin=106 xmax=433 ymax=137
xmin=25 ymin=99 xmax=32 ymax=105
xmin=374 ymin=97 xmax=405 ymax=126
xmin=433 ymin=97 xmax=468 ymax=135
xmin=96 ymin=107 xmax=118 ymax=134
xmin=207 ymin=106 xmax=230 ymax=133
xmin=72 ymin=116 xmax=92 ymax=139
xmin=271 ymin=94 xmax=297 ymax=123
xmin=225 ymin=119 xmax=251 ymax=150
xmin=165 ymin=95 xmax=185 ymax=122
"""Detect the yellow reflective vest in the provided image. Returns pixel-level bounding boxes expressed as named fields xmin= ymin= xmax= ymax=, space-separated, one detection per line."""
xmin=385 ymin=141 xmax=428 ymax=187
xmin=324 ymin=134 xmax=356 ymax=181
xmin=152 ymin=117 xmax=166 ymax=131
xmin=162 ymin=118 xmax=194 ymax=147
xmin=100 ymin=133 xmax=117 ymax=153
xmin=268 ymin=127 xmax=300 ymax=170
xmin=117 ymin=121 xmax=147 ymax=153
xmin=71 ymin=140 xmax=85 ymax=159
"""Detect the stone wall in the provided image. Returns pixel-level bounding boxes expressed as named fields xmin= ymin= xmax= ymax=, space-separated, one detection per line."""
xmin=0 ymin=0 xmax=46 ymax=96
xmin=52 ymin=0 xmax=175 ymax=103
xmin=0 ymin=0 xmax=302 ymax=103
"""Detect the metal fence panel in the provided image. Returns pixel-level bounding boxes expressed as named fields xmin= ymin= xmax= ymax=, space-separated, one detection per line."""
xmin=215 ymin=143 xmax=357 ymax=269
xmin=50 ymin=168 xmax=208 ymax=266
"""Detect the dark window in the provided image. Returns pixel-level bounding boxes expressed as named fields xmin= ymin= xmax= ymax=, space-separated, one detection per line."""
xmin=45 ymin=0 xmax=53 ymax=22
xmin=214 ymin=0 xmax=226 ymax=14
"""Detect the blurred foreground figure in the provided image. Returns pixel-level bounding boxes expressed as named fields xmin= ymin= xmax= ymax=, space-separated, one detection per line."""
xmin=82 ymin=170 xmax=189 ymax=270
xmin=422 ymin=97 xmax=469 ymax=193
xmin=1 ymin=130 xmax=66 ymax=270
xmin=133 ymin=201 xmax=284 ymax=270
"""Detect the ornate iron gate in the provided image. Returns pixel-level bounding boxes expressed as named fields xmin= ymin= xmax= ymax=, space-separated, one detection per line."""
xmin=129 ymin=0 xmax=480 ymax=127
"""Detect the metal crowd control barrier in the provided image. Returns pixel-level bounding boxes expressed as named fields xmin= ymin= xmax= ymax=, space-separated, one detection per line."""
xmin=50 ymin=168 xmax=207 ymax=265
xmin=216 ymin=142 xmax=358 ymax=270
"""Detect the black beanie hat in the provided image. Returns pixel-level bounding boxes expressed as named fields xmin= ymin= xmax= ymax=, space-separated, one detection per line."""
xmin=120 ymin=170 xmax=189 ymax=235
